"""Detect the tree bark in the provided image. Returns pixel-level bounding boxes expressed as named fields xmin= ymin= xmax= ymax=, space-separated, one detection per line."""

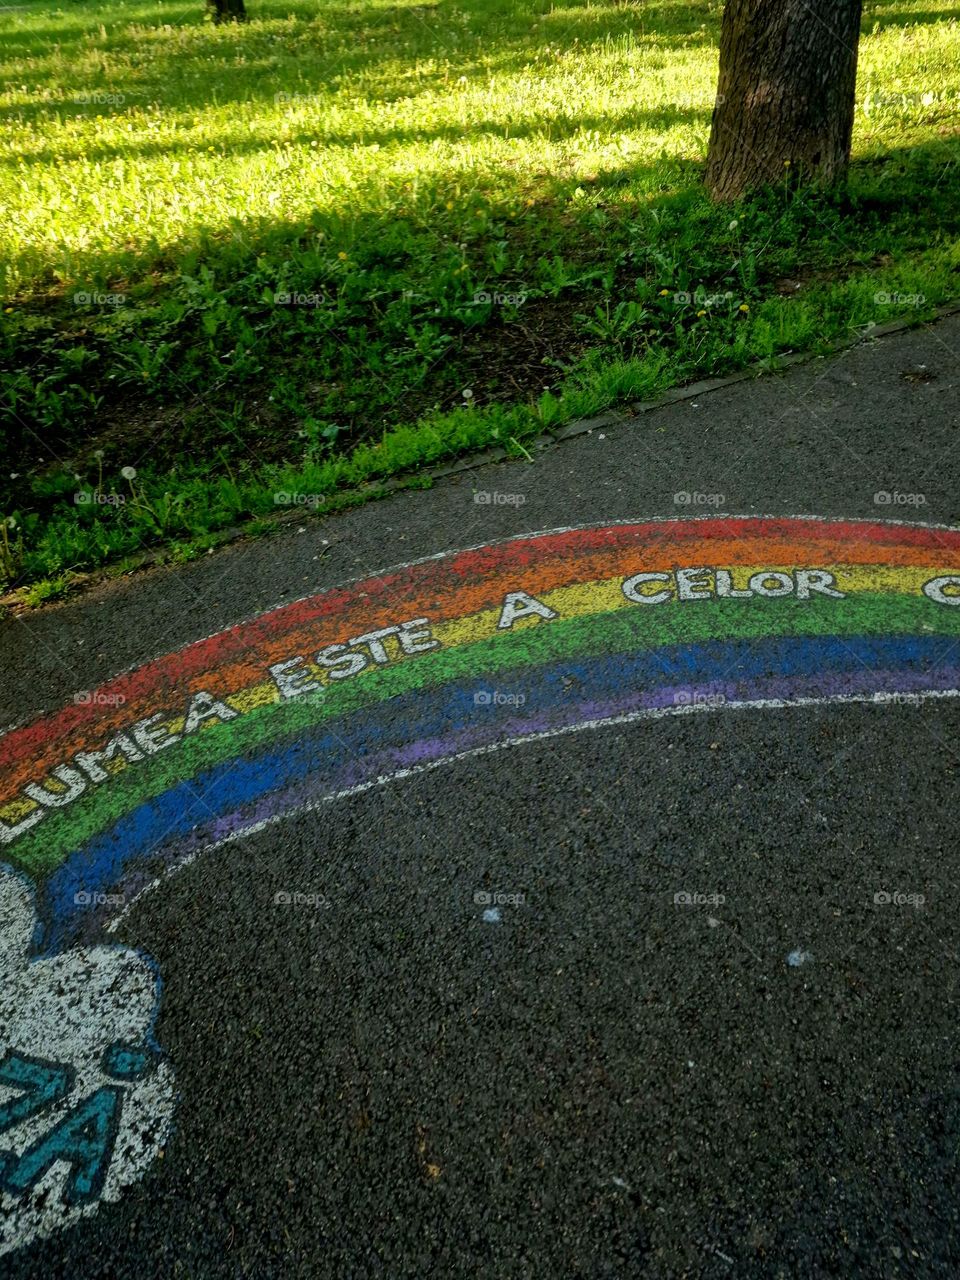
xmin=208 ymin=0 xmax=246 ymax=22
xmin=705 ymin=0 xmax=863 ymax=201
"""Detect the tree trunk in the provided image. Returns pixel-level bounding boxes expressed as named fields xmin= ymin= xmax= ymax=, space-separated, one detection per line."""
xmin=208 ymin=0 xmax=246 ymax=22
xmin=705 ymin=0 xmax=863 ymax=201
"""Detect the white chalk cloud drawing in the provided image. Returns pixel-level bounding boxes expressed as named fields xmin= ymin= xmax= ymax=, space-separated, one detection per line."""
xmin=0 ymin=866 xmax=174 ymax=1257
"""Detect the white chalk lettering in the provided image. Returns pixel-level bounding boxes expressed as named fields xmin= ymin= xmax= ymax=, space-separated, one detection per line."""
xmin=316 ymin=644 xmax=367 ymax=680
xmin=74 ymin=734 xmax=144 ymax=783
xmin=131 ymin=714 xmax=181 ymax=755
xmin=349 ymin=625 xmax=401 ymax=665
xmin=183 ymin=691 xmax=238 ymax=733
xmin=24 ymin=765 xmax=88 ymax=809
xmin=497 ymin=592 xmax=558 ymax=630
xmin=923 ymin=575 xmax=960 ymax=606
xmin=268 ymin=657 xmax=320 ymax=699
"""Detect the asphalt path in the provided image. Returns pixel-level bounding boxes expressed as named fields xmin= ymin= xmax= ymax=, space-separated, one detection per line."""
xmin=3 ymin=316 xmax=960 ymax=1278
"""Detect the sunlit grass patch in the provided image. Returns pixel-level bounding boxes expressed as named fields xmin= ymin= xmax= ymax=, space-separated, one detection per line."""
xmin=1 ymin=0 xmax=959 ymax=595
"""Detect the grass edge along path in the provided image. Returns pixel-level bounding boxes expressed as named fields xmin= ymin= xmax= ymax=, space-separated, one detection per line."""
xmin=5 ymin=293 xmax=960 ymax=612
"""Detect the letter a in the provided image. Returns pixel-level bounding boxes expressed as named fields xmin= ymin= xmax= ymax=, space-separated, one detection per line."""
xmin=496 ymin=591 xmax=558 ymax=631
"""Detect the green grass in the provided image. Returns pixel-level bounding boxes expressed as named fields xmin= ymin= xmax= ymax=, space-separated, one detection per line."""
xmin=2 ymin=0 xmax=960 ymax=598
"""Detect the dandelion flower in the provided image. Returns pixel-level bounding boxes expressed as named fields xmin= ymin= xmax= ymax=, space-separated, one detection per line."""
xmin=121 ymin=465 xmax=137 ymax=480
xmin=739 ymin=304 xmax=750 ymax=313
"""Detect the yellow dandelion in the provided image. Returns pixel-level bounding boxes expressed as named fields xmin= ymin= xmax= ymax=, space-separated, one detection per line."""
xmin=338 ymin=251 xmax=348 ymax=261
xmin=658 ymin=289 xmax=670 ymax=297
xmin=739 ymin=304 xmax=750 ymax=313
xmin=697 ymin=309 xmax=707 ymax=317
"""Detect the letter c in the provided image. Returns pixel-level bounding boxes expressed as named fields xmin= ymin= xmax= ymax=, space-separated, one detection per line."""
xmin=923 ymin=575 xmax=960 ymax=606
xmin=622 ymin=572 xmax=672 ymax=604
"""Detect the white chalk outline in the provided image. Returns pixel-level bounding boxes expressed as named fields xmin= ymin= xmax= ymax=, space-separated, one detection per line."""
xmin=104 ymin=686 xmax=960 ymax=936
xmin=4 ymin=511 xmax=958 ymax=930
xmin=4 ymin=512 xmax=960 ymax=737
xmin=6 ymin=513 xmax=959 ymax=1254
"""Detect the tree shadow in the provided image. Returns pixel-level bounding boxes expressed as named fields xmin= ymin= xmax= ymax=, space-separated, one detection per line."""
xmin=861 ymin=0 xmax=958 ymax=30
xmin=0 ymin=0 xmax=717 ymax=129
xmin=3 ymin=102 xmax=713 ymax=168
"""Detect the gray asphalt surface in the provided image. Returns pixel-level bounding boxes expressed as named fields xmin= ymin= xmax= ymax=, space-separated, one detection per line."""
xmin=3 ymin=316 xmax=960 ymax=1277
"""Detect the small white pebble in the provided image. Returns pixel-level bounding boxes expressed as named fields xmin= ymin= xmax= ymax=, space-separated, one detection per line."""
xmin=787 ymin=948 xmax=812 ymax=967
xmin=482 ymin=907 xmax=501 ymax=924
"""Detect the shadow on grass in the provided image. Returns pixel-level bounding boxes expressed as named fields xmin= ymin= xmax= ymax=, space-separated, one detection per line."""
xmin=0 ymin=0 xmax=718 ymax=129
xmin=2 ymin=102 xmax=714 ymax=169
xmin=863 ymin=0 xmax=959 ymax=31
xmin=2 ymin=134 xmax=959 ymax=479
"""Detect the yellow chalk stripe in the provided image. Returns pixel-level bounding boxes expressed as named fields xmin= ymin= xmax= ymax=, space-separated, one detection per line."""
xmin=0 ymin=559 xmax=945 ymax=823
xmin=0 ymin=795 xmax=39 ymax=824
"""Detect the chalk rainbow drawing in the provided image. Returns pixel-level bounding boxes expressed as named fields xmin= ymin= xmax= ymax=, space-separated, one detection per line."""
xmin=3 ymin=514 xmax=960 ymax=1252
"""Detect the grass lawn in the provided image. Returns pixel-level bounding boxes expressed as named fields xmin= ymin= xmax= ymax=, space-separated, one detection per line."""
xmin=2 ymin=0 xmax=959 ymax=600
